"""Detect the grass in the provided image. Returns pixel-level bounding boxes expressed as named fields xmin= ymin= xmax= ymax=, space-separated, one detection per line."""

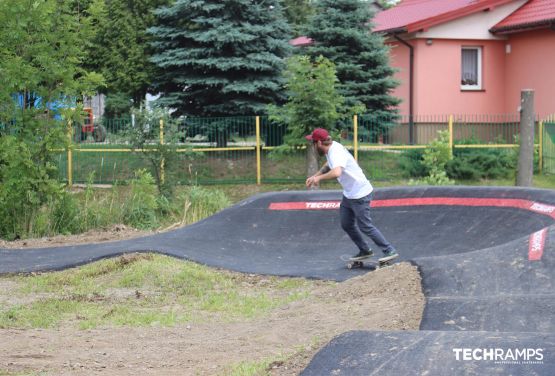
xmin=0 ymin=253 xmax=316 ymax=330
xmin=18 ymin=182 xmax=232 ymax=239
xmin=59 ymin=147 xmax=416 ymax=185
xmin=60 ymin=149 xmax=261 ymax=185
xmin=220 ymin=336 xmax=324 ymax=376
xmin=223 ymin=359 xmax=274 ymax=376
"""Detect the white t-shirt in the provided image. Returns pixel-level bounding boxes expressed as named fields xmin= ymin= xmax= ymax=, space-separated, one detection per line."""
xmin=325 ymin=141 xmax=373 ymax=199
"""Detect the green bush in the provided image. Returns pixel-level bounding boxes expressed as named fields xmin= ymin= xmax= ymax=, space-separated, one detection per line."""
xmin=400 ymin=138 xmax=520 ymax=182
xmin=180 ymin=186 xmax=231 ymax=225
xmin=446 ymin=149 xmax=516 ymax=180
xmin=29 ymin=192 xmax=81 ymax=237
xmin=51 ymin=192 xmax=82 ymax=235
xmin=445 ymin=158 xmax=480 ymax=180
xmin=398 ymin=149 xmax=427 ymax=178
xmin=410 ymin=130 xmax=454 ymax=186
xmin=124 ymin=106 xmax=198 ymax=197
xmin=0 ymin=162 xmax=236 ymax=240
xmin=0 ymin=136 xmax=64 ymax=239
xmin=123 ymin=169 xmax=160 ymax=229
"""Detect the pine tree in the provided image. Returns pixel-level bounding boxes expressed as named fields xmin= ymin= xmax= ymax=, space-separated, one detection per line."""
xmin=85 ymin=0 xmax=168 ymax=105
xmin=282 ymin=0 xmax=314 ymax=36
xmin=303 ymin=0 xmax=399 ymax=119
xmin=149 ymin=0 xmax=291 ymax=117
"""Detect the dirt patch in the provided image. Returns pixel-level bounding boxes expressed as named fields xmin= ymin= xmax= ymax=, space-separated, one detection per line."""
xmin=0 ymin=224 xmax=153 ymax=249
xmin=0 ymin=263 xmax=424 ymax=375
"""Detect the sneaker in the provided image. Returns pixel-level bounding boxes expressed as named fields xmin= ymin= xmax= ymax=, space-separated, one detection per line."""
xmin=379 ymin=248 xmax=399 ymax=262
xmin=350 ymin=250 xmax=373 ymax=261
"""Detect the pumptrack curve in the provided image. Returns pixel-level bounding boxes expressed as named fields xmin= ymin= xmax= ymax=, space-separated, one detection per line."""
xmin=1 ymin=186 xmax=555 ymax=374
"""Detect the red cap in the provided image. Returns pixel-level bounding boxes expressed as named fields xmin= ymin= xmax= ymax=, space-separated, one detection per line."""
xmin=305 ymin=128 xmax=330 ymax=142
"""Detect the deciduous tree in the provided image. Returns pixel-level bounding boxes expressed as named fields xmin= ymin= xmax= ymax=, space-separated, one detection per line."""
xmin=0 ymin=0 xmax=101 ymax=239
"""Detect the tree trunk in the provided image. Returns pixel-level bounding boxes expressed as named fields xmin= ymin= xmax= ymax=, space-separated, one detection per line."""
xmin=516 ymin=89 xmax=535 ymax=187
xmin=307 ymin=143 xmax=319 ymax=190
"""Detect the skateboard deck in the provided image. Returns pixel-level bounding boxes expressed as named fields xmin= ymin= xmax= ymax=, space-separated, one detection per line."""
xmin=340 ymin=254 xmax=395 ymax=270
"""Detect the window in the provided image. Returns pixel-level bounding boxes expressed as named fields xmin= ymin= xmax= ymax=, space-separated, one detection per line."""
xmin=461 ymin=47 xmax=482 ymax=90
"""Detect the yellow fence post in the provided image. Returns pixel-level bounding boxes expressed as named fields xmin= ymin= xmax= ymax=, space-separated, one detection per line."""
xmin=448 ymin=114 xmax=454 ymax=158
xmin=353 ymin=115 xmax=358 ymax=161
xmin=160 ymin=119 xmax=165 ymax=184
xmin=539 ymin=120 xmax=544 ymax=174
xmin=67 ymin=121 xmax=73 ymax=187
xmin=256 ymin=116 xmax=261 ymax=185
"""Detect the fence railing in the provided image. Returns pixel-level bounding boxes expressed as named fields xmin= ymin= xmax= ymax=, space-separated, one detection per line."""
xmin=57 ymin=113 xmax=548 ymax=185
xmin=543 ymin=115 xmax=555 ymax=175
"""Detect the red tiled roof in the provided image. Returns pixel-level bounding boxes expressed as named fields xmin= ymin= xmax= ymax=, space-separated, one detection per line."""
xmin=289 ymin=36 xmax=313 ymax=47
xmin=374 ymin=0 xmax=515 ymax=33
xmin=491 ymin=0 xmax=555 ymax=33
xmin=374 ymin=0 xmax=475 ymax=32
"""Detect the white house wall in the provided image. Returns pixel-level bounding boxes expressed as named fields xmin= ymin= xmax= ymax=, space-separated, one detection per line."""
xmin=416 ymin=0 xmax=527 ymax=40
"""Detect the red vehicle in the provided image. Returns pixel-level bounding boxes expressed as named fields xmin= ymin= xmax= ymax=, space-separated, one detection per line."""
xmin=74 ymin=108 xmax=106 ymax=142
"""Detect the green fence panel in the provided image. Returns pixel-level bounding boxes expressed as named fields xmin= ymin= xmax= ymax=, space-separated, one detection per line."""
xmin=259 ymin=116 xmax=305 ymax=184
xmin=55 ymin=113 xmax=547 ymax=185
xmin=544 ymin=122 xmax=555 ymax=174
xmin=71 ymin=149 xmax=141 ymax=184
xmin=354 ymin=114 xmax=447 ymax=181
xmin=545 ymin=122 xmax=555 ymax=143
xmin=354 ymin=114 xmax=529 ymax=182
xmin=179 ymin=116 xmax=258 ymax=184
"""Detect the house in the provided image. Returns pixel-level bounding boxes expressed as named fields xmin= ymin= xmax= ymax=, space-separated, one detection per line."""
xmin=291 ymin=0 xmax=555 ymax=118
xmin=374 ymin=0 xmax=555 ymax=118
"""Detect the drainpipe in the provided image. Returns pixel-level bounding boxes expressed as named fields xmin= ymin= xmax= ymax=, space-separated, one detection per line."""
xmin=394 ymin=34 xmax=414 ymax=144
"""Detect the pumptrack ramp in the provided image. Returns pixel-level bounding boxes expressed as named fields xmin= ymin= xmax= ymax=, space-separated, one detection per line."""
xmin=1 ymin=186 xmax=555 ymax=374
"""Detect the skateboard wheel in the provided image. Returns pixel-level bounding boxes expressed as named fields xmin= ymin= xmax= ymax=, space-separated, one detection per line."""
xmin=347 ymin=263 xmax=353 ymax=269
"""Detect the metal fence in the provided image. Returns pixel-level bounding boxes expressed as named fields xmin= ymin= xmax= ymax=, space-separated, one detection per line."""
xmin=58 ymin=113 xmax=548 ymax=185
xmin=543 ymin=116 xmax=555 ymax=174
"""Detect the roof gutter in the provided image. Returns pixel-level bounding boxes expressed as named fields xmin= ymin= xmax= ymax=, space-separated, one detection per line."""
xmin=394 ymin=34 xmax=415 ymax=144
xmin=375 ymin=26 xmax=407 ymax=34
xmin=491 ymin=19 xmax=555 ymax=34
xmin=407 ymin=0 xmax=515 ymax=33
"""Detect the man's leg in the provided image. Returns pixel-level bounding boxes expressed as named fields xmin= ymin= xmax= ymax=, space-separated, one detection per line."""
xmin=340 ymin=195 xmax=371 ymax=256
xmin=351 ymin=194 xmax=396 ymax=253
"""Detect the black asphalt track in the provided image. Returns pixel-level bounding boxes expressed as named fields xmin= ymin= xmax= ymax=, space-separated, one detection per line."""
xmin=301 ymin=331 xmax=555 ymax=375
xmin=1 ymin=186 xmax=555 ymax=374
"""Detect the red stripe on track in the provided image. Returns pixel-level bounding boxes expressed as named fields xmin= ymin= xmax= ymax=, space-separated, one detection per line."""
xmin=268 ymin=197 xmax=555 ymax=220
xmin=269 ymin=197 xmax=554 ymax=261
xmin=269 ymin=202 xmax=340 ymax=210
xmin=529 ymin=228 xmax=548 ymax=261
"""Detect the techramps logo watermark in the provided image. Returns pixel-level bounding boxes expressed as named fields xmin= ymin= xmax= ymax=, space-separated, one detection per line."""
xmin=453 ymin=348 xmax=544 ymax=365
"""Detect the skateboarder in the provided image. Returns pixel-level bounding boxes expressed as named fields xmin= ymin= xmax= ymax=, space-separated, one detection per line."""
xmin=305 ymin=128 xmax=399 ymax=262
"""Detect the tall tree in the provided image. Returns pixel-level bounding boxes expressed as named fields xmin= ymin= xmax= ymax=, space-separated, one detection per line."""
xmin=149 ymin=0 xmax=292 ymax=117
xmin=303 ymin=0 xmax=399 ymax=119
xmin=268 ymin=55 xmax=345 ymax=176
xmin=0 ymin=0 xmax=101 ymax=238
xmin=86 ymin=0 xmax=168 ymax=105
xmin=282 ymin=0 xmax=314 ymax=36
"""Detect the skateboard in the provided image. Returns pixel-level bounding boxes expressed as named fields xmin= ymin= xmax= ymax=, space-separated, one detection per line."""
xmin=340 ymin=254 xmax=395 ymax=270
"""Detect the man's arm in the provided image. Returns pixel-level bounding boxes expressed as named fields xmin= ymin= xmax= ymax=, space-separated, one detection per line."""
xmin=306 ymin=163 xmax=342 ymax=187
xmin=315 ymin=163 xmax=330 ymax=176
